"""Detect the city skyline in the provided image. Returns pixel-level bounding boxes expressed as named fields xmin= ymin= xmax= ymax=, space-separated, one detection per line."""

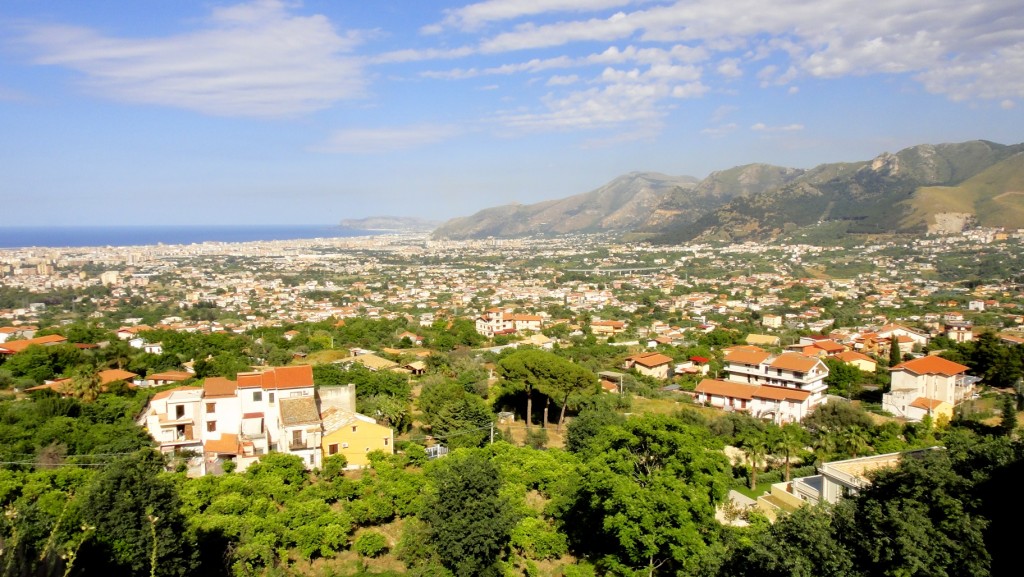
xmin=2 ymin=0 xmax=1022 ymax=226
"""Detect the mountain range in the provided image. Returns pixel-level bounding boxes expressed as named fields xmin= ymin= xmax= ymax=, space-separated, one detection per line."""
xmin=430 ymin=140 xmax=1024 ymax=242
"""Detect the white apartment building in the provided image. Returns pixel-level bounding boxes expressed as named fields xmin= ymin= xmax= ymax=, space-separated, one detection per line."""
xmin=138 ymin=365 xmax=328 ymax=475
xmin=695 ymin=346 xmax=829 ymax=424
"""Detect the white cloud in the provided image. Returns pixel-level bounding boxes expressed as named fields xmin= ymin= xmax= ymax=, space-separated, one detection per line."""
xmin=716 ymin=57 xmax=742 ymax=78
xmin=1001 ymin=99 xmax=1016 ymax=109
xmin=751 ymin=122 xmax=804 ymax=132
xmin=471 ymin=0 xmax=1024 ymax=102
xmin=314 ymin=124 xmax=462 ymax=153
xmin=430 ymin=0 xmax=636 ymax=33
xmin=547 ymin=74 xmax=580 ymax=86
xmin=18 ymin=0 xmax=367 ymax=117
xmin=701 ymin=123 xmax=737 ymax=137
xmin=371 ymin=46 xmax=475 ymax=64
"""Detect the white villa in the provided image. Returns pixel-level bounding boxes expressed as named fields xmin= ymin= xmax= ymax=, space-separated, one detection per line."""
xmin=695 ymin=346 xmax=828 ymax=424
xmin=139 ymin=365 xmax=346 ymax=475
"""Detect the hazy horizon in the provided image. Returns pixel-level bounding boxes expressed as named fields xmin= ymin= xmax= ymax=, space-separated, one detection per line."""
xmin=2 ymin=0 xmax=1022 ymax=226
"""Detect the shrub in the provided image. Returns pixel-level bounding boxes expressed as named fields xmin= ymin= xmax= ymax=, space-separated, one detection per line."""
xmin=354 ymin=531 xmax=389 ymax=558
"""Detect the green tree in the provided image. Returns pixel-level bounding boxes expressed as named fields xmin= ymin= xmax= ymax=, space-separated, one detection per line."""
xmin=565 ymin=404 xmax=625 ymax=454
xmin=773 ymin=423 xmax=808 ymax=482
xmin=834 ymin=448 xmax=991 ymax=577
xmin=68 ymin=365 xmax=102 ymax=403
xmin=720 ymin=505 xmax=856 ymax=577
xmin=77 ymin=450 xmax=197 ymax=576
xmin=740 ymin=430 xmax=770 ymax=490
xmin=422 ymin=450 xmax=518 ymax=577
xmin=498 ymin=349 xmax=593 ymax=429
xmin=558 ymin=415 xmax=730 ymax=576
xmin=432 ymin=395 xmax=493 ymax=449
xmin=999 ymin=394 xmax=1018 ymax=437
xmin=889 ymin=334 xmax=901 ymax=367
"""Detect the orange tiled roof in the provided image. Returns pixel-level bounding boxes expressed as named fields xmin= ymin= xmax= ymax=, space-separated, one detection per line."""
xmin=147 ymin=370 xmax=191 ymax=382
xmin=724 ymin=347 xmax=771 ymax=366
xmin=203 ymin=377 xmax=238 ymax=397
xmin=813 ymin=340 xmax=845 ymax=353
xmin=836 ymin=350 xmax=875 ymax=364
xmin=769 ymin=352 xmax=821 ymax=373
xmin=909 ymin=397 xmax=947 ymax=410
xmin=628 ymin=352 xmax=674 ymax=368
xmin=260 ymin=365 xmax=314 ymax=390
xmin=0 ymin=334 xmax=68 ymax=354
xmin=695 ymin=379 xmax=811 ymax=402
xmin=204 ymin=433 xmax=240 ymax=455
xmin=891 ymin=356 xmax=969 ymax=376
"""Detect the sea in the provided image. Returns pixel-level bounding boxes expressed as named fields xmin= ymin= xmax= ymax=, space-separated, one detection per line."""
xmin=0 ymin=225 xmax=376 ymax=249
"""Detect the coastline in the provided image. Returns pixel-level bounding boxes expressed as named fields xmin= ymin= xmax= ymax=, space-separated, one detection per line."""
xmin=0 ymin=224 xmax=376 ymax=249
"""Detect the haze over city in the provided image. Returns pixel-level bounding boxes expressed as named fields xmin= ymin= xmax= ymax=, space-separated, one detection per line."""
xmin=2 ymin=0 xmax=1022 ymax=225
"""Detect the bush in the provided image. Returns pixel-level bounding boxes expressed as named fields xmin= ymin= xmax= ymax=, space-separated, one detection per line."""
xmin=354 ymin=531 xmax=389 ymax=558
xmin=222 ymin=459 xmax=237 ymax=474
xmin=321 ymin=454 xmax=348 ymax=479
xmin=525 ymin=427 xmax=548 ymax=449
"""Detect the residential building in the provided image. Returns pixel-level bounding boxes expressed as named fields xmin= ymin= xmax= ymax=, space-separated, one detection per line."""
xmin=834 ymin=350 xmax=877 ymax=372
xmin=945 ymin=321 xmax=974 ymax=343
xmin=138 ymin=365 xmax=371 ymax=475
xmin=321 ymin=408 xmax=394 ymax=468
xmin=882 ymin=356 xmax=974 ymax=421
xmin=622 ymin=352 xmax=674 ymax=380
xmin=694 ymin=346 xmax=828 ymax=423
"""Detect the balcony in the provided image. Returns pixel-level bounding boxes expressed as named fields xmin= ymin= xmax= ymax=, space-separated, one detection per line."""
xmin=289 ymin=440 xmax=316 ymax=451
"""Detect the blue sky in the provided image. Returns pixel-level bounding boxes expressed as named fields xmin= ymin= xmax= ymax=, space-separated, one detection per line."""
xmin=1 ymin=0 xmax=1022 ymax=226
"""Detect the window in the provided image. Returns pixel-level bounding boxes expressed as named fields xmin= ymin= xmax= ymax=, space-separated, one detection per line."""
xmin=206 ymin=402 xmax=215 ymax=414
xmin=351 ymin=426 xmax=357 ymax=432
xmin=329 ymin=444 xmax=339 ymax=455
xmin=269 ymin=392 xmax=275 ymax=404
xmin=175 ymin=405 xmax=185 ymax=419
xmin=207 ymin=421 xmax=216 ymax=432
xmin=253 ymin=391 xmax=262 ymax=402
xmin=384 ymin=438 xmax=389 ymax=446
xmin=292 ymin=430 xmax=302 ymax=445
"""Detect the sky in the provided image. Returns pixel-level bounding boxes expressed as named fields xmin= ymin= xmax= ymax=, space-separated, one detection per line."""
xmin=1 ymin=0 xmax=1023 ymax=226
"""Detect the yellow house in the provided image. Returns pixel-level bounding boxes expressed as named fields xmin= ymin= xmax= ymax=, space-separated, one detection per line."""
xmin=321 ymin=407 xmax=394 ymax=468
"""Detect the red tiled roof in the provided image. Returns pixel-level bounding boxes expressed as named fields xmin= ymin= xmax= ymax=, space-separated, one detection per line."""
xmin=147 ymin=371 xmax=191 ymax=382
xmin=203 ymin=377 xmax=238 ymax=397
xmin=769 ymin=352 xmax=821 ymax=373
xmin=627 ymin=352 xmax=673 ymax=368
xmin=909 ymin=397 xmax=947 ymax=410
xmin=260 ymin=365 xmax=314 ymax=390
xmin=812 ymin=340 xmax=845 ymax=353
xmin=836 ymin=351 xmax=875 ymax=364
xmin=695 ymin=379 xmax=811 ymax=402
xmin=891 ymin=356 xmax=969 ymax=376
xmin=724 ymin=346 xmax=771 ymax=366
xmin=0 ymin=334 xmax=68 ymax=354
xmin=204 ymin=434 xmax=240 ymax=455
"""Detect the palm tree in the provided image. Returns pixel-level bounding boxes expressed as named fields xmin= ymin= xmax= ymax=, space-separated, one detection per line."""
xmin=741 ymin=432 xmax=770 ymax=490
xmin=840 ymin=425 xmax=872 ymax=458
xmin=68 ymin=366 xmax=102 ymax=403
xmin=774 ymin=423 xmax=807 ymax=481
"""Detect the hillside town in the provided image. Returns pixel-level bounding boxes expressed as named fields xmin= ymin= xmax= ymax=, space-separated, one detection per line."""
xmin=2 ymin=227 xmax=1023 ymax=576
